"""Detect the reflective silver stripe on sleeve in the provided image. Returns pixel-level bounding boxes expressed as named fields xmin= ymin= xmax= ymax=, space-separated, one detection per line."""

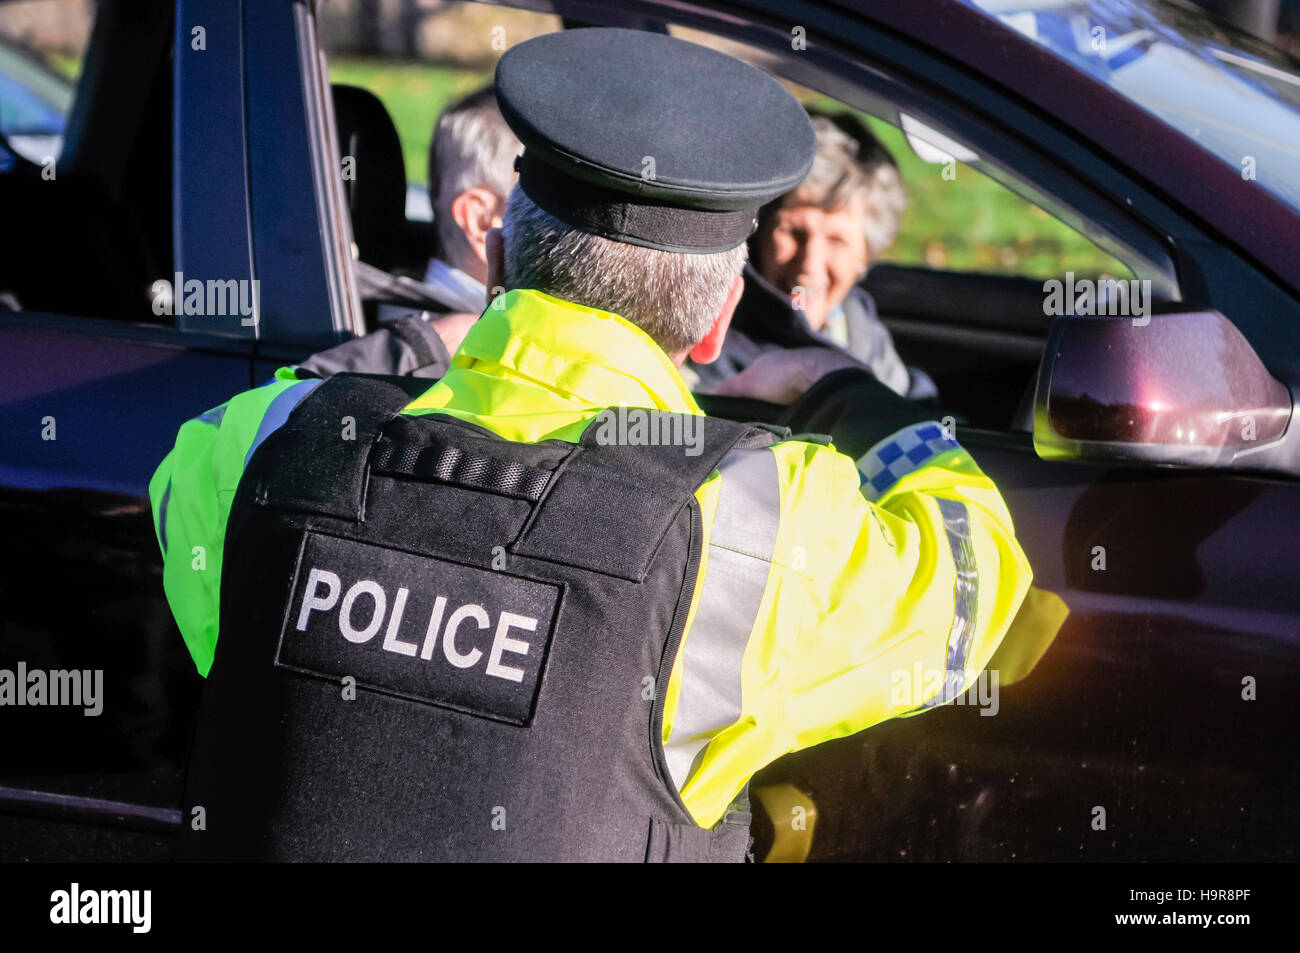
xmin=663 ymin=446 xmax=781 ymax=792
xmin=925 ymin=497 xmax=980 ymax=708
xmin=158 ymin=477 xmax=171 ymax=553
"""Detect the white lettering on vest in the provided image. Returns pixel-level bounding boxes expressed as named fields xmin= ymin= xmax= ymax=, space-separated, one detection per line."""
xmin=339 ymin=580 xmax=385 ymax=643
xmin=486 ymin=612 xmax=536 ymax=682
xmin=442 ymin=604 xmax=489 ymax=668
xmin=420 ymin=595 xmax=448 ymax=660
xmin=297 ymin=568 xmax=341 ymax=630
xmin=381 ymin=586 xmax=418 ymax=656
xmin=293 ymin=566 xmax=542 ymax=683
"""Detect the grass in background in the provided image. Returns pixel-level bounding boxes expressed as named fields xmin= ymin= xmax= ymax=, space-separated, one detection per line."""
xmin=858 ymin=114 xmax=1130 ymax=277
xmin=329 ymin=57 xmax=1129 ymax=278
xmin=46 ymin=52 xmax=80 ymax=81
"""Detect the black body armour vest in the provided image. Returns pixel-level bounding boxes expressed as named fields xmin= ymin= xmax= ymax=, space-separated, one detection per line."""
xmin=177 ymin=374 xmax=784 ymax=862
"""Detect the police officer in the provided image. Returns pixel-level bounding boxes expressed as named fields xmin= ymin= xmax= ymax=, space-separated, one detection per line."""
xmin=150 ymin=28 xmax=1033 ymax=862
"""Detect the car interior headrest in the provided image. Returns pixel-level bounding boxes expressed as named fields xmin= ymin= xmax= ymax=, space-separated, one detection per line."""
xmin=331 ymin=83 xmax=409 ymax=273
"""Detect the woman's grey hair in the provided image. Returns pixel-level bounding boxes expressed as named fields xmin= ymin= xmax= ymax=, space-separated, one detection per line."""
xmin=790 ymin=114 xmax=907 ymax=258
xmin=502 ymin=188 xmax=748 ymax=355
xmin=429 ymin=87 xmax=521 ymax=257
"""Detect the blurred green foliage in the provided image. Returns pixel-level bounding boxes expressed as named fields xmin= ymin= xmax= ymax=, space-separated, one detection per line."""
xmin=328 ymin=57 xmax=1129 ymax=278
xmin=46 ymin=52 xmax=80 ymax=81
xmin=857 ymin=113 xmax=1130 ymax=277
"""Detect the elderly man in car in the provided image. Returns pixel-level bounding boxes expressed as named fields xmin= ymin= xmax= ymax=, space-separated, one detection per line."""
xmin=303 ymin=86 xmax=519 ymax=378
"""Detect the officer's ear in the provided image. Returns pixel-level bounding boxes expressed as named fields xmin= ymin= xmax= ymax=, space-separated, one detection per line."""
xmin=485 ymin=227 xmax=505 ymax=306
xmin=686 ymin=273 xmax=744 ymax=366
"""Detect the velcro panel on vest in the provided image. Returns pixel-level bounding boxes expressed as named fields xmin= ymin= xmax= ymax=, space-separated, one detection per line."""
xmin=247 ymin=373 xmax=432 ymax=520
xmin=371 ymin=436 xmax=553 ymax=502
xmin=279 ymin=532 xmax=560 ymax=725
xmin=509 ymin=409 xmax=770 ymax=583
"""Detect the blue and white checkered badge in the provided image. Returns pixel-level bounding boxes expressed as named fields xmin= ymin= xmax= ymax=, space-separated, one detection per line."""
xmin=857 ymin=421 xmax=961 ymax=502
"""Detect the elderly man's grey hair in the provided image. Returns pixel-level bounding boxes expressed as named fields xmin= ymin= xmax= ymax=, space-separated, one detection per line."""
xmin=428 ymin=87 xmax=520 ymax=258
xmin=502 ymin=188 xmax=748 ymax=355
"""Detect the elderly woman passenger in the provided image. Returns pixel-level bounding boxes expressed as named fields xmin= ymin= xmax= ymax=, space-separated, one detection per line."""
xmin=746 ymin=112 xmax=936 ymax=400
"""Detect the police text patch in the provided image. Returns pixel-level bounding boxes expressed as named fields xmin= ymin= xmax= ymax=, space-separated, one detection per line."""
xmin=277 ymin=533 xmax=560 ymax=725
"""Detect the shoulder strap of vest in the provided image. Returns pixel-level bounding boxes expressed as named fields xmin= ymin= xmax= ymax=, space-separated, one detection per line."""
xmin=245 ymin=372 xmax=431 ymax=521
xmin=373 ymin=407 xmax=782 ymax=583
xmin=250 ymin=376 xmax=785 ymax=583
xmin=507 ymin=409 xmax=779 ymax=582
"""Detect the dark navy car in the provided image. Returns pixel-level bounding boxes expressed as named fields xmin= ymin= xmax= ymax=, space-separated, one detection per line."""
xmin=1 ymin=0 xmax=1297 ymax=861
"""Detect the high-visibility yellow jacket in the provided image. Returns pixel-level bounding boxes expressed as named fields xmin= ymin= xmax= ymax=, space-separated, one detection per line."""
xmin=149 ymin=288 xmax=1033 ymax=828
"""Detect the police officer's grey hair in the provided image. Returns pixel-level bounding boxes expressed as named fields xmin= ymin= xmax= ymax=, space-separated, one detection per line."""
xmin=502 ymin=188 xmax=748 ymax=355
xmin=429 ymin=87 xmax=521 ymax=258
xmin=791 ymin=114 xmax=906 ymax=258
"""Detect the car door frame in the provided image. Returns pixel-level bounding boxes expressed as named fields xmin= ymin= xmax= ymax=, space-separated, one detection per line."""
xmin=0 ymin=0 xmax=358 ymax=857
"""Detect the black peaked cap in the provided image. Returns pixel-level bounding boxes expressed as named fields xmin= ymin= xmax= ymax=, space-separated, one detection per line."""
xmin=495 ymin=28 xmax=816 ymax=254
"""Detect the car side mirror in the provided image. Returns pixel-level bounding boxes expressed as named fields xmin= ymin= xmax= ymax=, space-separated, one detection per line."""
xmin=1033 ymin=310 xmax=1299 ymax=476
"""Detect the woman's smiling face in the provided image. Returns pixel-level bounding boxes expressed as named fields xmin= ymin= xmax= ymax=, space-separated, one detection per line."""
xmin=756 ymin=190 xmax=871 ymax=333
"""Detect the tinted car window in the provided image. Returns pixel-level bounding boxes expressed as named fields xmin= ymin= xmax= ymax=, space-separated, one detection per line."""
xmin=0 ymin=0 xmax=174 ymax=324
xmin=966 ymin=0 xmax=1300 ymax=213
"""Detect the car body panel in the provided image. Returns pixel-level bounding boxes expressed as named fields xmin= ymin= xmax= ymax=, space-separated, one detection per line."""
xmin=0 ymin=315 xmax=253 ymax=495
xmin=1 ymin=0 xmax=1298 ymax=861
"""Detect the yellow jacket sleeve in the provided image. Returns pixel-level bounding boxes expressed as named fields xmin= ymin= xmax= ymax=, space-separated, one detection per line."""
xmin=775 ymin=421 xmax=1033 ymax=752
xmin=149 ymin=368 xmax=319 ymax=676
xmin=669 ymin=421 xmax=1035 ymax=828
